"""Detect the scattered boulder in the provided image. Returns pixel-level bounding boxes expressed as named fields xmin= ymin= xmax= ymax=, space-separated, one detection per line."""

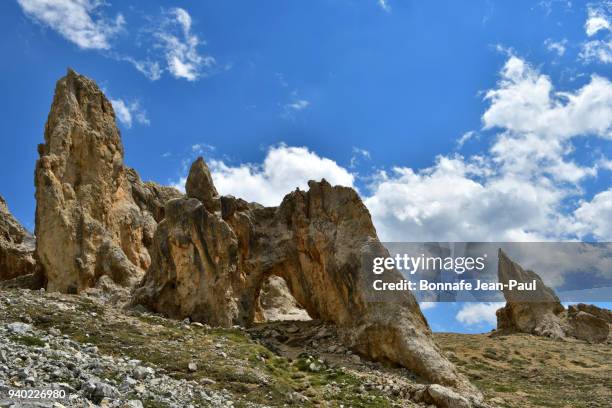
xmin=133 ymin=157 xmax=479 ymax=396
xmin=0 ymin=195 xmax=37 ymax=281
xmin=34 ymin=69 xmax=181 ymax=293
xmin=567 ymin=304 xmax=610 ymax=343
xmin=424 ymin=384 xmax=472 ymax=408
xmin=495 ymin=251 xmax=610 ymax=343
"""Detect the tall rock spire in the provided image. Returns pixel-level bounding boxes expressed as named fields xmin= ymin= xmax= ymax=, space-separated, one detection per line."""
xmin=35 ymin=69 xmax=180 ymax=293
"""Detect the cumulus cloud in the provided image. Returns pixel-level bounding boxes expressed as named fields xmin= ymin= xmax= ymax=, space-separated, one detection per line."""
xmin=171 ymin=145 xmax=354 ymax=206
xmin=110 ymin=98 xmax=149 ymax=129
xmin=17 ymin=0 xmax=124 ymax=50
xmin=574 ymin=189 xmax=612 ymax=240
xmin=456 ymin=302 xmax=503 ymax=326
xmin=365 ymin=56 xmax=612 ymax=242
xmin=208 ymin=145 xmax=355 ymax=206
xmin=167 ymin=58 xmax=611 ymax=248
xmin=482 ymin=56 xmax=612 ymax=139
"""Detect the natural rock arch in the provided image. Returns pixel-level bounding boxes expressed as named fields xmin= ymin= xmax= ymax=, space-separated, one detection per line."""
xmin=133 ymin=157 xmax=479 ymax=396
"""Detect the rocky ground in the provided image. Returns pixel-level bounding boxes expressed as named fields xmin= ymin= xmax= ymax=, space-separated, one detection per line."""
xmin=1 ymin=288 xmax=609 ymax=408
xmin=436 ymin=333 xmax=611 ymax=408
xmin=0 ymin=287 xmax=437 ymax=408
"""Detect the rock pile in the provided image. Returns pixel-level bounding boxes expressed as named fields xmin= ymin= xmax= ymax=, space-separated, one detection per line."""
xmin=0 ymin=293 xmax=234 ymax=407
xmin=496 ymin=250 xmax=610 ymax=343
xmin=34 ymin=69 xmax=181 ymax=293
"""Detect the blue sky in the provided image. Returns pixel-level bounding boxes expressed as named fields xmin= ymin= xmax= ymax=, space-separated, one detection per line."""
xmin=1 ymin=0 xmax=611 ymax=332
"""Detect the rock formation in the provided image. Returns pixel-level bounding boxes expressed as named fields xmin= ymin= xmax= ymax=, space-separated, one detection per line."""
xmin=35 ymin=69 xmax=181 ymax=293
xmin=258 ymin=275 xmax=310 ymax=322
xmin=495 ymin=249 xmax=566 ymax=339
xmin=567 ymin=303 xmax=611 ymax=343
xmin=0 ymin=195 xmax=37 ymax=281
xmin=133 ymin=157 xmax=479 ymax=398
xmin=496 ymin=250 xmax=610 ymax=343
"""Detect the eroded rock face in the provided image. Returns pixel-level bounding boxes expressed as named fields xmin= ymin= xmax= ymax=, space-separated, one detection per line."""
xmin=258 ymin=275 xmax=310 ymax=322
xmin=567 ymin=304 xmax=610 ymax=343
xmin=0 ymin=196 xmax=37 ymax=281
xmin=35 ymin=69 xmax=181 ymax=293
xmin=133 ymin=157 xmax=478 ymax=396
xmin=496 ymin=251 xmax=610 ymax=343
xmin=495 ymin=250 xmax=566 ymax=339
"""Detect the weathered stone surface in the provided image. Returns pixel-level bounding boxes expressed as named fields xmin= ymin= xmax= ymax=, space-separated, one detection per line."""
xmin=185 ymin=157 xmax=220 ymax=213
xmin=126 ymin=168 xmax=182 ymax=224
xmin=35 ymin=69 xmax=181 ymax=293
xmin=495 ymin=250 xmax=566 ymax=339
xmin=568 ymin=303 xmax=612 ymax=324
xmin=0 ymin=195 xmax=37 ymax=281
xmin=134 ymin=159 xmax=478 ymax=396
xmin=258 ymin=275 xmax=310 ymax=322
xmin=567 ymin=305 xmax=610 ymax=343
xmin=496 ymin=251 xmax=611 ymax=343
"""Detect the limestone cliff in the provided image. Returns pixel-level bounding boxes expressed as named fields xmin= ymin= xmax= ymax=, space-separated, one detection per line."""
xmin=34 ymin=69 xmax=181 ymax=293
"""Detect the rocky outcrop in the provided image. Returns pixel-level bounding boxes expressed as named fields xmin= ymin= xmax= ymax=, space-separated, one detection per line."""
xmin=495 ymin=250 xmax=566 ymax=339
xmin=496 ymin=251 xmax=610 ymax=343
xmin=567 ymin=304 xmax=610 ymax=343
xmin=35 ymin=69 xmax=181 ymax=293
xmin=133 ymin=157 xmax=479 ymax=398
xmin=0 ymin=196 xmax=37 ymax=281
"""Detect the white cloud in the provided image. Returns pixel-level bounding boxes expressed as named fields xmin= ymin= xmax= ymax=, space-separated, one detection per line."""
xmin=17 ymin=3 xmax=217 ymax=81
xmin=286 ymin=100 xmax=310 ymax=111
xmin=173 ymin=145 xmax=355 ymax=206
xmin=350 ymin=147 xmax=371 ymax=168
xmin=544 ymin=38 xmax=567 ymax=56
xmin=580 ymin=39 xmax=612 ymax=63
xmin=482 ymin=56 xmax=612 ymax=139
xmin=378 ymin=0 xmax=391 ymax=12
xmin=419 ymin=301 xmax=437 ymax=310
xmin=585 ymin=4 xmax=610 ymax=36
xmin=364 ymin=56 xmax=612 ymax=242
xmin=167 ymin=58 xmax=611 ymax=249
xmin=209 ymin=145 xmax=355 ymax=206
xmin=580 ymin=3 xmax=612 ymax=64
xmin=17 ymin=0 xmax=124 ymax=50
xmin=574 ymin=189 xmax=612 ymax=240
xmin=110 ymin=98 xmax=149 ymax=129
xmin=598 ymin=157 xmax=612 ymax=169
xmin=456 ymin=303 xmax=503 ymax=326
xmin=155 ymin=8 xmax=215 ymax=81
xmin=456 ymin=131 xmax=477 ymax=148
xmin=120 ymin=57 xmax=163 ymax=81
